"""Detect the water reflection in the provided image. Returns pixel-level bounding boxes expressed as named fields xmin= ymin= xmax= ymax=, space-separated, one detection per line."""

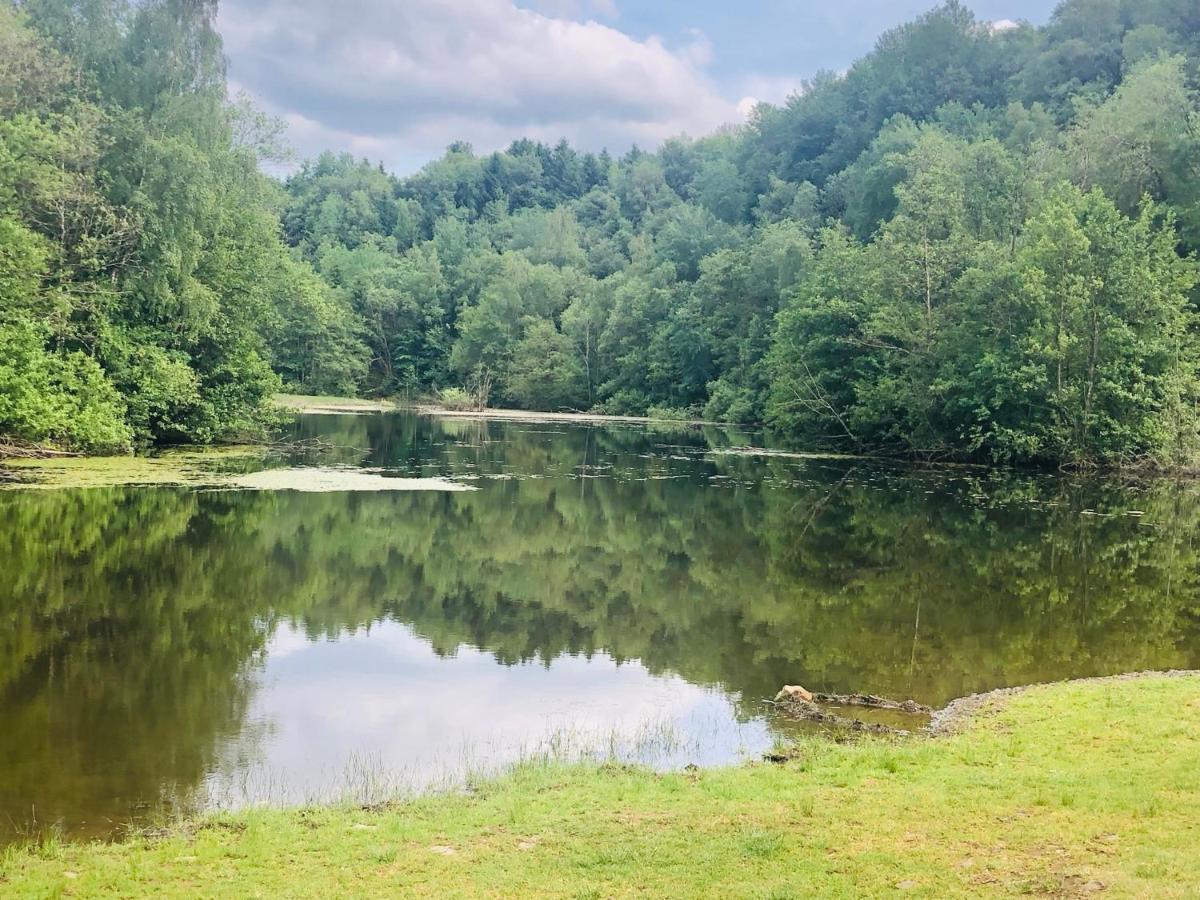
xmin=200 ymin=622 xmax=763 ymax=813
xmin=2 ymin=412 xmax=1199 ymax=839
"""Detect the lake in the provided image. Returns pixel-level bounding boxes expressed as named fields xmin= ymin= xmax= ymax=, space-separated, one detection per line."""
xmin=2 ymin=410 xmax=1199 ymax=841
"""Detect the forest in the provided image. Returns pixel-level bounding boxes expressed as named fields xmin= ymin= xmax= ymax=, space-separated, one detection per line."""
xmin=2 ymin=0 xmax=1200 ymax=467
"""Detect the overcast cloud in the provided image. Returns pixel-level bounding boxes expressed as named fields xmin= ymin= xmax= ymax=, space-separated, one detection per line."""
xmin=217 ymin=0 xmax=1057 ymax=174
xmin=219 ymin=0 xmax=746 ymax=173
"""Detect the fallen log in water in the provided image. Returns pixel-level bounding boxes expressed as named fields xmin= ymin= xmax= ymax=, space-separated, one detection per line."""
xmin=772 ymin=699 xmax=912 ymax=735
xmin=0 ymin=440 xmax=82 ymax=459
xmin=811 ymin=692 xmax=932 ymax=715
xmin=771 ymin=685 xmax=932 ymax=736
xmin=774 ymin=686 xmax=931 ymax=714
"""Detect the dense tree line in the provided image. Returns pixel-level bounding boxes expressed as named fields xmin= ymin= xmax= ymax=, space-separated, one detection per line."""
xmin=3 ymin=0 xmax=1200 ymax=466
xmin=277 ymin=1 xmax=1200 ymax=468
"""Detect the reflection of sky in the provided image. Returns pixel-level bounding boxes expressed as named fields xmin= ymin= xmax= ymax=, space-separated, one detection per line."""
xmin=203 ymin=621 xmax=772 ymax=808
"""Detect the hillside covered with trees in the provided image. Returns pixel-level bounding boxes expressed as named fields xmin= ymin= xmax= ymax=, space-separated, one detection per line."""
xmin=3 ymin=0 xmax=1200 ymax=467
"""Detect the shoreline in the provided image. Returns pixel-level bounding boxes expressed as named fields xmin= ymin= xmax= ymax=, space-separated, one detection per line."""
xmin=272 ymin=393 xmax=400 ymax=415
xmin=11 ymin=396 xmax=1191 ymax=477
xmin=925 ymin=667 xmax=1200 ymax=734
xmin=4 ymin=670 xmax=1197 ymax=896
xmin=274 ymin=393 xmax=714 ymax=426
xmin=275 ymin=395 xmax=1200 ymax=475
xmin=411 ymin=403 xmax=715 ymax=427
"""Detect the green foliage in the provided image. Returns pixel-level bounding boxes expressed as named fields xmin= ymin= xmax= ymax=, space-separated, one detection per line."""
xmin=8 ymin=0 xmax=1200 ymax=466
xmin=263 ymin=0 xmax=1200 ymax=467
xmin=316 ymin=239 xmax=447 ymax=393
xmin=0 ymin=320 xmax=131 ymax=451
xmin=507 ymin=318 xmax=586 ymax=411
xmin=0 ymin=1 xmax=352 ymax=451
xmin=263 ymin=256 xmax=368 ymax=397
xmin=436 ymin=386 xmax=476 ymax=411
xmin=767 ymin=184 xmax=1199 ymax=467
xmin=1067 ymin=55 xmax=1200 ymax=244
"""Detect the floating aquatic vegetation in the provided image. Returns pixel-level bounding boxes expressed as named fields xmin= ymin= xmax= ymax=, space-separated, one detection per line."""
xmin=2 ymin=454 xmax=476 ymax=493
xmin=0 ymin=448 xmax=264 ymax=489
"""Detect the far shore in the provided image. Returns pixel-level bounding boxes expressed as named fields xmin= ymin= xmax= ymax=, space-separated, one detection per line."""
xmin=272 ymin=393 xmax=400 ymax=414
xmin=412 ymin=403 xmax=715 ymax=427
xmin=274 ymin=393 xmax=719 ymax=427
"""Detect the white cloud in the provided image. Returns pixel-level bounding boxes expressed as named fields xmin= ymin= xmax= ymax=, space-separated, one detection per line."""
xmin=526 ymin=0 xmax=619 ymax=20
xmin=990 ymin=18 xmax=1020 ymax=32
xmin=217 ymin=0 xmax=741 ymax=173
xmin=734 ymin=73 xmax=806 ymax=115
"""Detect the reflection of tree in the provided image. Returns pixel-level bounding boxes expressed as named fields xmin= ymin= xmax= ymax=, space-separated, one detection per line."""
xmin=0 ymin=489 xmax=272 ymax=838
xmin=742 ymin=469 xmax=1200 ymax=703
xmin=3 ymin=414 xmax=1200 ymax=834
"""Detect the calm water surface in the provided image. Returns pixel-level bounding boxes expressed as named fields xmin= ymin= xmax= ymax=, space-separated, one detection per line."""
xmin=3 ymin=411 xmax=1199 ymax=839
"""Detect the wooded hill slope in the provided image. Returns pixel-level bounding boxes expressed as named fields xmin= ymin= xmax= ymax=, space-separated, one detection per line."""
xmin=3 ymin=0 xmax=1200 ymax=467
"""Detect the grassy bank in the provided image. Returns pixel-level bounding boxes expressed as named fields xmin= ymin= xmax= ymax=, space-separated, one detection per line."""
xmin=3 ymin=675 xmax=1198 ymax=898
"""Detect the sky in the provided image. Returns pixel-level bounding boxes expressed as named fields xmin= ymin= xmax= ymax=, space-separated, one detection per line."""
xmin=216 ymin=0 xmax=1060 ymax=175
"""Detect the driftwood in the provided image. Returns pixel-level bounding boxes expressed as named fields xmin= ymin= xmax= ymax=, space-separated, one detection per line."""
xmin=810 ymin=692 xmax=931 ymax=715
xmin=0 ymin=440 xmax=82 ymax=460
xmin=770 ymin=685 xmax=932 ymax=736
xmin=772 ymin=700 xmax=912 ymax=735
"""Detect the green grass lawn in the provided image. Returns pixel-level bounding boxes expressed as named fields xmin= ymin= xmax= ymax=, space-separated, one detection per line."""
xmin=3 ymin=675 xmax=1198 ymax=898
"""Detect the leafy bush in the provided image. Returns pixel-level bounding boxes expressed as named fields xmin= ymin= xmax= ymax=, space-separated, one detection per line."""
xmin=646 ymin=405 xmax=699 ymax=422
xmin=704 ymin=379 xmax=757 ymax=424
xmin=438 ymin=387 xmax=477 ymax=411
xmin=598 ymin=391 xmax=647 ymax=417
xmin=0 ymin=321 xmax=132 ymax=453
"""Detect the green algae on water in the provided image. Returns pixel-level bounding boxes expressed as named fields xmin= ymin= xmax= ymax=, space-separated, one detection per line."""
xmin=0 ymin=448 xmax=264 ymax=490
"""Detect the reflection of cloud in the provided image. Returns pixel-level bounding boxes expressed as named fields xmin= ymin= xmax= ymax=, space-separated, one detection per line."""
xmin=208 ymin=621 xmax=770 ymax=805
xmin=229 ymin=468 xmax=475 ymax=493
xmin=217 ymin=0 xmax=741 ymax=173
xmin=262 ymin=625 xmax=314 ymax=662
